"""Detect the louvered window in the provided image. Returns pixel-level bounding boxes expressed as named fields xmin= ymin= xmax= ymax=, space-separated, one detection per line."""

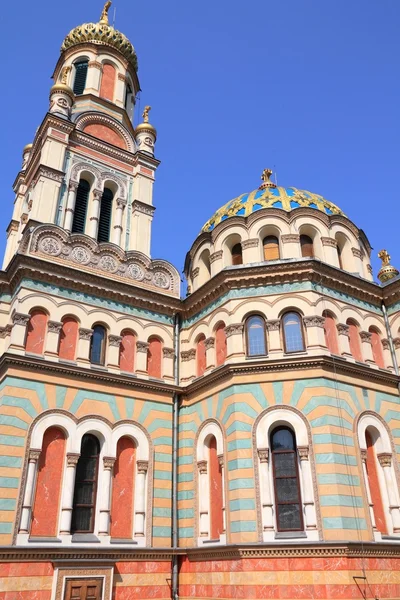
xmin=300 ymin=235 xmax=314 ymax=258
xmin=73 ymin=60 xmax=88 ymax=95
xmin=72 ymin=179 xmax=90 ymax=234
xmin=263 ymin=235 xmax=280 ymax=260
xmin=97 ymin=188 xmax=113 ymax=243
xmin=71 ymin=434 xmax=99 ymax=533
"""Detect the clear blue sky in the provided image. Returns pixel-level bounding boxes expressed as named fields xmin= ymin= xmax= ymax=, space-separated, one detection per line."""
xmin=2 ymin=1 xmax=399 ymax=279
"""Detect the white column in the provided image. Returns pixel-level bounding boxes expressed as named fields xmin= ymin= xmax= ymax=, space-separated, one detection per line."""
xmin=180 ymin=349 xmax=196 ymax=381
xmin=10 ymin=313 xmax=30 ymax=351
xmin=303 ymin=316 xmax=326 ymax=351
xmin=107 ymin=335 xmax=122 ymax=369
xmin=64 ymin=181 xmax=78 ymax=231
xmin=281 ymin=234 xmax=301 ymax=259
xmin=381 ymin=339 xmax=394 ymax=371
xmin=351 ymin=247 xmax=364 ymax=277
xmin=135 ymin=341 xmax=149 ymax=375
xmin=321 ymin=237 xmax=340 ymax=267
xmin=225 ymin=323 xmax=245 ymax=361
xmin=60 ymin=453 xmax=80 ymax=534
xmin=361 ymin=449 xmax=377 ymax=532
xmin=76 ymin=328 xmax=93 ymax=365
xmin=162 ymin=347 xmax=175 ymax=380
xmin=112 ymin=198 xmax=126 ymax=246
xmin=218 ymin=454 xmax=226 ymax=533
xmin=337 ymin=323 xmax=352 ymax=358
xmin=378 ymin=453 xmax=400 ymax=532
xmin=88 ymin=189 xmax=102 ymax=239
xmin=298 ymin=446 xmax=317 ymax=529
xmin=197 ymin=460 xmax=209 ymax=537
xmin=45 ymin=321 xmax=62 ymax=358
xmin=266 ymin=320 xmax=281 ymax=355
xmin=210 ymin=250 xmax=223 ymax=277
xmin=205 ymin=337 xmax=215 ymax=372
xmin=360 ymin=331 xmax=375 ymax=364
xmin=19 ymin=449 xmax=41 ymax=533
xmin=134 ymin=460 xmax=148 ymax=537
xmin=257 ymin=448 xmax=274 ymax=531
xmin=242 ymin=238 xmax=260 ymax=263
xmin=98 ymin=457 xmax=115 ymax=535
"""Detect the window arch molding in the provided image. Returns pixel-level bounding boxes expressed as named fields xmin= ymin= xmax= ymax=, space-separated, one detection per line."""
xmin=356 ymin=411 xmax=400 ymax=538
xmin=253 ymin=405 xmax=321 ymax=542
xmin=194 ymin=419 xmax=226 ymax=545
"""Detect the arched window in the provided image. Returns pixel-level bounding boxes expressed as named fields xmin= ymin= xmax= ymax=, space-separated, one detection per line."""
xmin=231 ymin=243 xmax=243 ymax=265
xmin=365 ymin=429 xmax=387 ymax=535
xmin=271 ymin=427 xmax=303 ymax=532
xmin=25 ymin=309 xmax=47 ymax=354
xmin=323 ymin=312 xmax=339 ymax=354
xmin=208 ymin=435 xmax=224 ymax=539
xmin=71 ymin=434 xmax=100 ymax=534
xmin=119 ymin=330 xmax=136 ymax=373
xmin=73 ymin=59 xmax=89 ymax=95
xmin=282 ymin=312 xmax=305 ymax=353
xmin=215 ymin=323 xmax=227 ymax=367
xmin=245 ymin=315 xmax=267 ymax=356
xmin=99 ymin=63 xmax=116 ymax=101
xmin=90 ymin=324 xmax=107 ymax=365
xmin=370 ymin=328 xmax=384 ymax=368
xmin=58 ymin=316 xmax=79 ymax=360
xmin=72 ymin=179 xmax=90 ymax=234
xmin=31 ymin=427 xmax=66 ymax=537
xmin=263 ymin=236 xmax=280 ymax=261
xmin=197 ymin=335 xmax=207 ymax=377
xmin=347 ymin=319 xmax=362 ymax=361
xmin=147 ymin=337 xmax=162 ymax=378
xmin=300 ymin=234 xmax=314 ymax=258
xmin=110 ymin=437 xmax=136 ymax=539
xmin=97 ymin=188 xmax=113 ymax=243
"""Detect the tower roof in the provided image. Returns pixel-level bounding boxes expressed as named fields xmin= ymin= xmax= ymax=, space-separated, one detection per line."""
xmin=61 ymin=2 xmax=138 ymax=72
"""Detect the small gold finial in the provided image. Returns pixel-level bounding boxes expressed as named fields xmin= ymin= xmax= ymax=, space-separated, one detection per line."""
xmin=377 ymin=249 xmax=399 ymax=283
xmin=99 ymin=1 xmax=112 ymax=24
xmin=60 ymin=66 xmax=71 ymax=85
xmin=142 ymin=105 xmax=151 ymax=123
xmin=259 ymin=168 xmax=277 ymax=190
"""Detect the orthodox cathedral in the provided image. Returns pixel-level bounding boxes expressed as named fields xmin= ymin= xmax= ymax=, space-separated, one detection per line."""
xmin=1 ymin=3 xmax=400 ymax=600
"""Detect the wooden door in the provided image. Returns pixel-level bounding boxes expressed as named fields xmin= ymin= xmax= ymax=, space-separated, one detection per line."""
xmin=64 ymin=578 xmax=102 ymax=600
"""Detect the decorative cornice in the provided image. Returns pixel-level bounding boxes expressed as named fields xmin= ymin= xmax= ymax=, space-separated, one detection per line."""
xmin=281 ymin=234 xmax=300 ymax=244
xmin=360 ymin=449 xmax=368 ymax=463
xmin=35 ymin=165 xmax=65 ymax=184
xmin=225 ymin=323 xmax=244 ymax=337
xmin=162 ymin=347 xmax=175 ymax=359
xmin=136 ymin=341 xmax=149 ymax=353
xmin=210 ymin=250 xmax=223 ymax=263
xmin=257 ymin=448 xmax=269 ymax=463
xmin=242 ymin=238 xmax=259 ymax=249
xmin=48 ymin=320 xmax=63 ymax=333
xmin=205 ymin=337 xmax=215 ymax=350
xmin=197 ymin=459 xmax=207 ymax=474
xmin=29 ymin=449 xmax=41 ymax=462
xmin=378 ymin=452 xmax=392 ymax=467
xmin=393 ymin=338 xmax=400 ymax=350
xmin=382 ymin=338 xmax=390 ymax=350
xmin=0 ymin=325 xmax=12 ymax=338
xmin=303 ymin=316 xmax=325 ymax=328
xmin=297 ymin=445 xmax=309 ymax=461
xmin=321 ymin=237 xmax=338 ymax=248
xmin=108 ymin=334 xmax=122 ymax=347
xmin=79 ymin=327 xmax=93 ymax=340
xmin=137 ymin=460 xmax=149 ymax=474
xmin=181 ymin=349 xmax=196 ymax=361
xmin=352 ymin=247 xmax=363 ymax=259
xmin=131 ymin=199 xmax=156 ymax=217
xmin=360 ymin=330 xmax=372 ymax=344
xmin=88 ymin=61 xmax=103 ymax=71
xmin=266 ymin=319 xmax=280 ymax=332
xmin=67 ymin=453 xmax=80 ymax=466
xmin=337 ymin=323 xmax=350 ymax=336
xmin=191 ymin=267 xmax=200 ymax=279
xmin=103 ymin=456 xmax=116 ymax=470
xmin=12 ymin=312 xmax=30 ymax=326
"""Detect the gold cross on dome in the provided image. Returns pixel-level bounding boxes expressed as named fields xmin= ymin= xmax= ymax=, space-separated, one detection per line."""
xmin=378 ymin=249 xmax=390 ymax=266
xmin=259 ymin=168 xmax=276 ymax=190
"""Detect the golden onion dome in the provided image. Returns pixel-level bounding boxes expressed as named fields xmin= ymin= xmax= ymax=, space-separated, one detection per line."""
xmin=135 ymin=105 xmax=157 ymax=138
xmin=23 ymin=143 xmax=33 ymax=153
xmin=50 ymin=82 xmax=75 ymax=100
xmin=377 ymin=250 xmax=399 ymax=283
xmin=61 ymin=2 xmax=138 ymax=72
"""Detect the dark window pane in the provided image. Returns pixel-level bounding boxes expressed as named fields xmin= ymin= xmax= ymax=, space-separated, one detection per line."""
xmin=232 ymin=243 xmax=243 ymax=265
xmin=277 ymin=503 xmax=302 ymax=531
xmin=97 ymin=188 xmax=113 ymax=243
xmin=74 ymin=482 xmax=95 ymax=504
xmin=90 ymin=325 xmax=106 ymax=365
xmin=283 ymin=312 xmax=304 ymax=353
xmin=271 ymin=428 xmax=295 ymax=451
xmin=71 ymin=434 xmax=99 ymax=533
xmin=76 ymin=457 xmax=97 ymax=481
xmin=275 ymin=478 xmax=300 ymax=503
xmin=247 ymin=316 xmax=267 ymax=356
xmin=72 ymin=179 xmax=90 ymax=234
xmin=81 ymin=435 xmax=99 ymax=457
xmin=273 ymin=452 xmax=297 ymax=477
xmin=72 ymin=506 xmax=92 ymax=532
xmin=73 ymin=60 xmax=88 ymax=95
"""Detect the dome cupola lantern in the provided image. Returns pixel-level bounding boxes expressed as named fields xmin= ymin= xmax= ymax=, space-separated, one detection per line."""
xmin=134 ymin=105 xmax=157 ymax=155
xmin=377 ymin=249 xmax=399 ymax=283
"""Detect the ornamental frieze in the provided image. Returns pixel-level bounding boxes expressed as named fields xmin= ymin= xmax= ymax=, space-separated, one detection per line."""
xmin=24 ymin=224 xmax=180 ymax=296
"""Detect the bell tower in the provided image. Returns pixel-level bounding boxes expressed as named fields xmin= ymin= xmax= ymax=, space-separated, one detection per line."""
xmin=3 ymin=2 xmax=159 ymax=268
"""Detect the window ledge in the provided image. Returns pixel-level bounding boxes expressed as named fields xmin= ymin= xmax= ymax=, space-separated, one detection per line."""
xmin=90 ymin=364 xmax=108 ymax=371
xmin=71 ymin=533 xmax=100 ymax=543
xmin=110 ymin=538 xmax=138 ymax=544
xmin=25 ymin=352 xmax=45 ymax=359
xmin=28 ymin=536 xmax=62 ymax=543
xmin=275 ymin=531 xmax=307 ymax=539
xmin=283 ymin=351 xmax=307 ymax=357
xmin=58 ymin=359 xmax=77 ymax=366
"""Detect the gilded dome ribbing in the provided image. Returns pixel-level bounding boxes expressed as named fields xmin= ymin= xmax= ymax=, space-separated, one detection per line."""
xmin=61 ymin=3 xmax=138 ymax=72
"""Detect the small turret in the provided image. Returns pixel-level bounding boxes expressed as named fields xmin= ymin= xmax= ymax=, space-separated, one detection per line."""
xmin=134 ymin=105 xmax=157 ymax=155
xmin=377 ymin=249 xmax=399 ymax=283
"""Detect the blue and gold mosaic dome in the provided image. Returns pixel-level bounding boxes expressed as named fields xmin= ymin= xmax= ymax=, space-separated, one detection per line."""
xmin=201 ymin=169 xmax=345 ymax=233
